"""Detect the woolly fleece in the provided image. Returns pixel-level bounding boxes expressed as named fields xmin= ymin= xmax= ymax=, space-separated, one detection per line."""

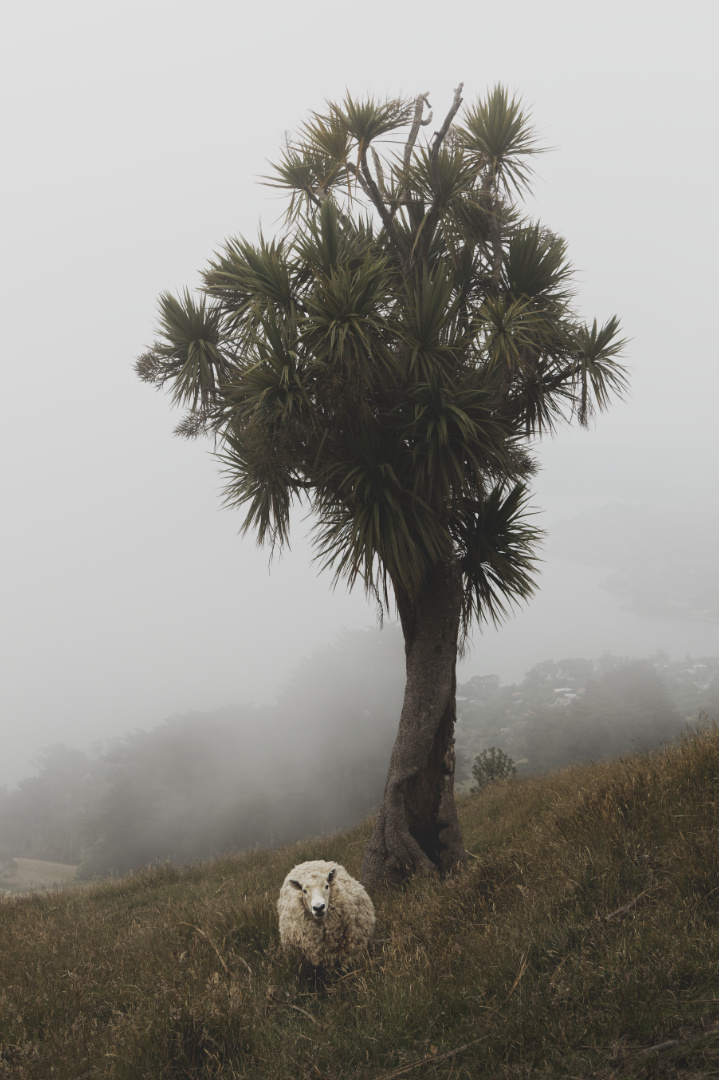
xmin=277 ymin=860 xmax=376 ymax=967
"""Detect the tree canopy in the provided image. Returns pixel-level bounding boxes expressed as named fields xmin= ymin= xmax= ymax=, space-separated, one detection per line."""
xmin=138 ymin=84 xmax=625 ymax=633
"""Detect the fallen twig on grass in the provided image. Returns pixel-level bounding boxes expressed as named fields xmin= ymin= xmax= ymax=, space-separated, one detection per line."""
xmin=503 ymin=950 xmax=529 ymax=1002
xmin=639 ymin=1039 xmax=680 ymax=1054
xmin=608 ymin=1026 xmax=719 ymax=1076
xmin=276 ymin=1002 xmax=319 ymax=1025
xmin=603 ymin=882 xmax=665 ymax=922
xmin=372 ymin=1038 xmax=485 ymax=1080
xmin=331 ymin=965 xmax=369 ymax=983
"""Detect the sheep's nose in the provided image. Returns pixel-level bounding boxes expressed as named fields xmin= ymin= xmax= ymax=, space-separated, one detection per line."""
xmin=312 ymin=903 xmax=326 ymax=917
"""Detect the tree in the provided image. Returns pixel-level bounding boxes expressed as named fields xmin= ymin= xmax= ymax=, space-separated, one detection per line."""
xmin=471 ymin=747 xmax=517 ymax=792
xmin=137 ymin=84 xmax=627 ymax=888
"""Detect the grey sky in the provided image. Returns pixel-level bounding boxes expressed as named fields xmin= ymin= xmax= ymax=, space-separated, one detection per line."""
xmin=1 ymin=0 xmax=717 ymax=788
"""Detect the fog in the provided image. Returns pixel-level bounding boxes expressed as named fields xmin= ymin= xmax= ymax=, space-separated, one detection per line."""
xmin=2 ymin=626 xmax=715 ymax=879
xmin=1 ymin=0 xmax=718 ymax=790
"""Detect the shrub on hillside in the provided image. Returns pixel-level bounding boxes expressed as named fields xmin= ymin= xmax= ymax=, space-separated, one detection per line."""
xmin=471 ymin=747 xmax=517 ymax=792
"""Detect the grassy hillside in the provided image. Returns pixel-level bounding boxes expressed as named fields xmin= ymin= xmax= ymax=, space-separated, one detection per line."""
xmin=1 ymin=723 xmax=718 ymax=1079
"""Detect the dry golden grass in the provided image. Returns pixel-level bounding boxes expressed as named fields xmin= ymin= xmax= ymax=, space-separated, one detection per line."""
xmin=1 ymin=722 xmax=719 ymax=1078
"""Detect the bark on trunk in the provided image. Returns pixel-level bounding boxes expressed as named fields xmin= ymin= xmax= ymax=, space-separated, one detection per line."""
xmin=361 ymin=557 xmax=467 ymax=889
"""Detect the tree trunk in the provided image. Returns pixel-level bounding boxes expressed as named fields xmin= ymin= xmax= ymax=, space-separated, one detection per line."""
xmin=361 ymin=557 xmax=467 ymax=889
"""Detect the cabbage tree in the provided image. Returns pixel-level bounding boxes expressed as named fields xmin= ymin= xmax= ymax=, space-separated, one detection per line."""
xmin=137 ymin=85 xmax=626 ymax=888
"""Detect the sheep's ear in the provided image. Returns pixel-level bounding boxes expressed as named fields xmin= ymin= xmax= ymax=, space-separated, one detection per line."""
xmin=327 ymin=868 xmax=336 ymax=884
xmin=288 ymin=879 xmax=303 ymax=890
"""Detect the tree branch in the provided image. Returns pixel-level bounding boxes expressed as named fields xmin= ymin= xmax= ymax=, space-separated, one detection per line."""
xmin=430 ymin=83 xmax=464 ymax=169
xmin=357 ymin=148 xmax=409 ymax=262
xmin=402 ymin=92 xmax=432 ymax=180
xmin=477 ymin=159 xmax=504 ymax=294
xmin=384 ymin=94 xmax=434 ymax=222
xmin=412 ymin=83 xmax=464 ymax=268
xmin=487 ymin=192 xmax=503 ymax=295
xmin=370 ymin=147 xmax=387 ymax=201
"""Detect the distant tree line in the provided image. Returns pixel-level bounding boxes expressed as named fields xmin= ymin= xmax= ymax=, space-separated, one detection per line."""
xmin=0 ymin=633 xmax=716 ymax=877
xmin=454 ymin=652 xmax=719 ymax=784
xmin=0 ymin=628 xmax=405 ymax=877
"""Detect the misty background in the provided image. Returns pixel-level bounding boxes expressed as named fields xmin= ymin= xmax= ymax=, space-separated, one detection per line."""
xmin=1 ymin=624 xmax=716 ymax=882
xmin=1 ymin=0 xmax=717 ymax=813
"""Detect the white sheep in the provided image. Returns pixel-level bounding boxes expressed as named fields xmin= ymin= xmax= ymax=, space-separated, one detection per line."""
xmin=277 ymin=860 xmax=376 ymax=967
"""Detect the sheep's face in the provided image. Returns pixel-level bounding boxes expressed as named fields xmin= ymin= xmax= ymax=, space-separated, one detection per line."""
xmin=289 ymin=867 xmax=336 ymax=920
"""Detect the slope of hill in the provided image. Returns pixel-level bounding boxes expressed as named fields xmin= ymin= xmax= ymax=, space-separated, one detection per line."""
xmin=0 ymin=857 xmax=77 ymax=896
xmin=1 ymin=722 xmax=718 ymax=1079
